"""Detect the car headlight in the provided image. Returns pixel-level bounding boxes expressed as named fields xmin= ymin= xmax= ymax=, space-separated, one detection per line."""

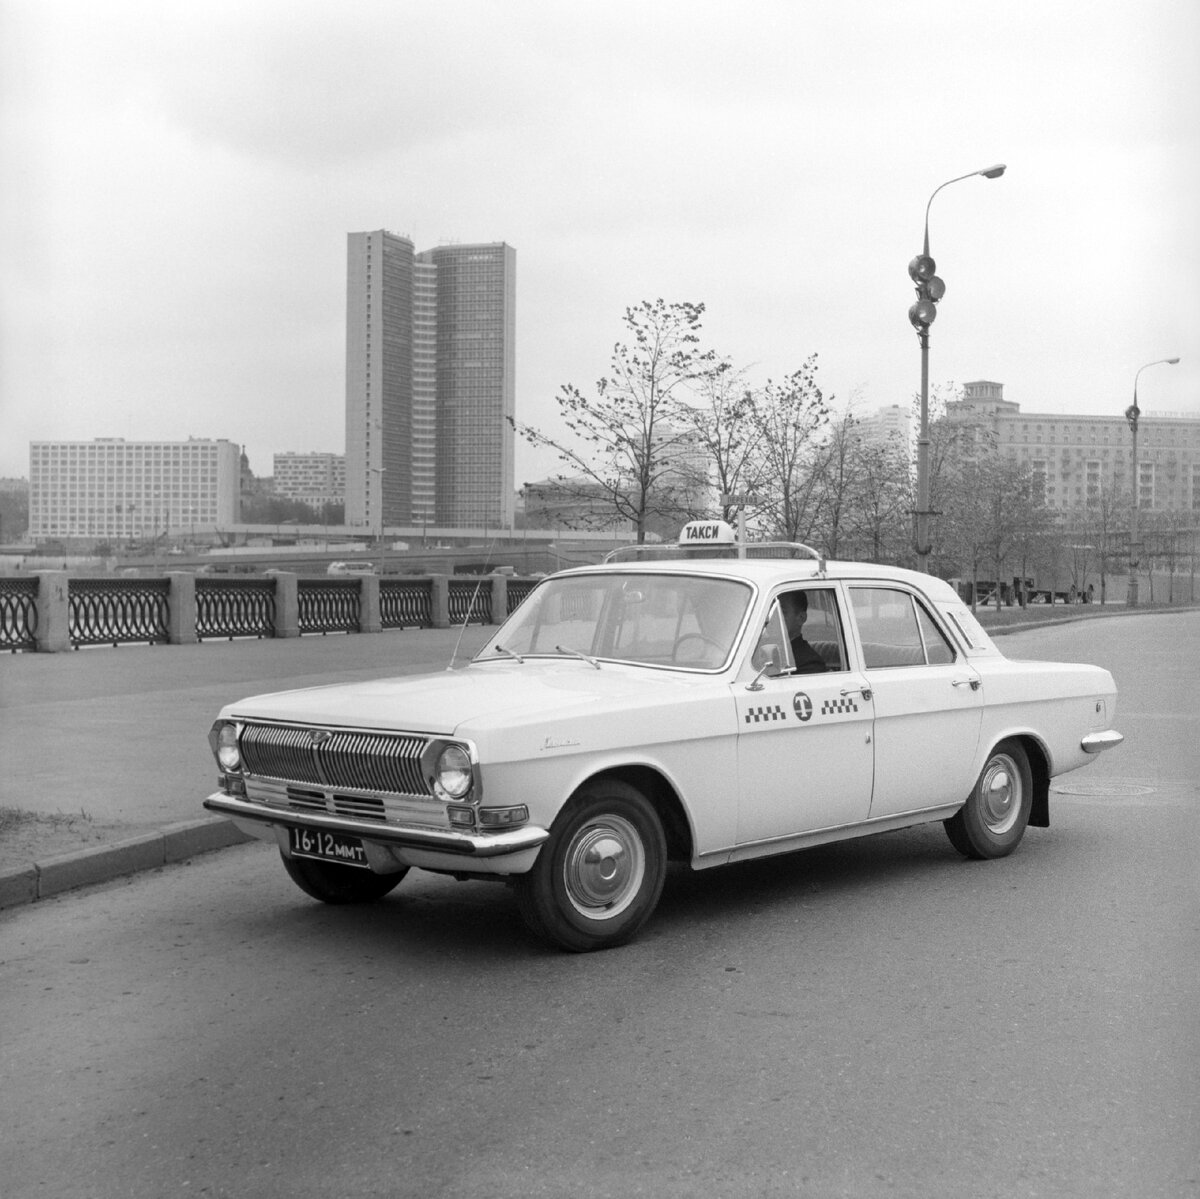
xmin=209 ymin=721 xmax=241 ymax=772
xmin=434 ymin=743 xmax=473 ymax=800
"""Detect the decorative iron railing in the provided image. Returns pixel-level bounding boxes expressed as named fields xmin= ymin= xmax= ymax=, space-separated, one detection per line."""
xmin=505 ymin=578 xmax=538 ymax=614
xmin=0 ymin=577 xmax=39 ymax=651
xmin=69 ymin=577 xmax=170 ymax=647
xmin=10 ymin=571 xmax=545 ymax=651
xmin=447 ymin=577 xmax=492 ymax=625
xmin=197 ymin=577 xmax=276 ymax=640
xmin=298 ymin=578 xmax=361 ymax=634
xmin=380 ymin=578 xmax=434 ymax=629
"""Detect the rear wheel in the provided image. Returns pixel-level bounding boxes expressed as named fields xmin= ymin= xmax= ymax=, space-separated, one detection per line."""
xmin=944 ymin=739 xmax=1033 ymax=859
xmin=514 ymin=780 xmax=667 ymax=952
xmin=280 ymin=852 xmax=407 ymax=904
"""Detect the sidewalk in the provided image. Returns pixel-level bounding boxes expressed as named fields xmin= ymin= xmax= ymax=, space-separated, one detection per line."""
xmin=0 ymin=625 xmax=492 ymax=909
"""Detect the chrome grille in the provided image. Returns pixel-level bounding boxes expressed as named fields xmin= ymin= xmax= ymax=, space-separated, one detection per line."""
xmin=239 ymin=723 xmax=430 ymax=798
xmin=319 ymin=730 xmax=427 ymax=795
xmin=242 ymin=724 xmax=319 ymax=783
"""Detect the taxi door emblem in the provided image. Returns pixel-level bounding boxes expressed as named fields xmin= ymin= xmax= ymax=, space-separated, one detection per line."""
xmin=793 ymin=692 xmax=813 ymax=722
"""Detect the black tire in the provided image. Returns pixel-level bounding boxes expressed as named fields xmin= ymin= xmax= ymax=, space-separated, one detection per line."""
xmin=944 ymin=739 xmax=1033 ymax=860
xmin=513 ymin=780 xmax=667 ymax=952
xmin=280 ymin=851 xmax=407 ymax=904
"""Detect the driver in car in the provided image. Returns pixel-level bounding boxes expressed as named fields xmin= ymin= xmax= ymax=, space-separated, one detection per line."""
xmin=780 ymin=590 xmax=828 ymax=674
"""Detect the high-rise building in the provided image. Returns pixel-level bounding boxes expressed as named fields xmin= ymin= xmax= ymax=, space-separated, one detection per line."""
xmin=345 ymin=233 xmax=515 ymax=531
xmin=28 ymin=437 xmax=240 ymax=541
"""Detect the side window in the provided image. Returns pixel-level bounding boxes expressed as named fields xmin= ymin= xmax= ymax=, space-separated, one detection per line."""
xmin=849 ymin=587 xmax=927 ymax=668
xmin=751 ymin=600 xmax=789 ymax=676
xmin=915 ymin=601 xmax=956 ymax=664
xmin=774 ymin=587 xmax=847 ymax=674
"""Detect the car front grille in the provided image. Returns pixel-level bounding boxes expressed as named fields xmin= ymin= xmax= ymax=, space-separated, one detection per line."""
xmin=283 ymin=787 xmax=388 ymax=822
xmin=239 ymin=722 xmax=430 ymax=798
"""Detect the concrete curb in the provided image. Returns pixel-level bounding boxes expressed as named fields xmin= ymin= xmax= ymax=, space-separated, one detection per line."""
xmin=0 ymin=817 xmax=255 ymax=912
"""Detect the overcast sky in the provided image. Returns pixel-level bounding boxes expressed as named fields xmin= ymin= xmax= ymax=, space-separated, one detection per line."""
xmin=2 ymin=0 xmax=1197 ymax=486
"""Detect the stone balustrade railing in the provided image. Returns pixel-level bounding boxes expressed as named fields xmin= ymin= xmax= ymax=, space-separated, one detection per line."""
xmin=2 ymin=572 xmax=540 ymax=653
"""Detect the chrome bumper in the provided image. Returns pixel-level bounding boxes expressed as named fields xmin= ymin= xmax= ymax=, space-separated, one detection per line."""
xmin=1081 ymin=729 xmax=1124 ymax=754
xmin=204 ymin=792 xmax=550 ymax=858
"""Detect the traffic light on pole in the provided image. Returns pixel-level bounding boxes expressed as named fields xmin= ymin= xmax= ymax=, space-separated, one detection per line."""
xmin=908 ymin=254 xmax=945 ymax=330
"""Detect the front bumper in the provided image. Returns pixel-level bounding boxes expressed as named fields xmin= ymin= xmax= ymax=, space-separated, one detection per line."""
xmin=204 ymin=791 xmax=550 ymax=858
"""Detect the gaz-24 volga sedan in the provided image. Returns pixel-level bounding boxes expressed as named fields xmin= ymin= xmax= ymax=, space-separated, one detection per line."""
xmin=205 ymin=522 xmax=1123 ymax=952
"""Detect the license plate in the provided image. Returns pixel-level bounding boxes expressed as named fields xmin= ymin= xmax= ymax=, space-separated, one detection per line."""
xmin=289 ymin=827 xmax=369 ymax=868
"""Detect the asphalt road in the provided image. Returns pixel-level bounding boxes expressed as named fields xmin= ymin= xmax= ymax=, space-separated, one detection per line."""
xmin=2 ymin=613 xmax=1197 ymax=1198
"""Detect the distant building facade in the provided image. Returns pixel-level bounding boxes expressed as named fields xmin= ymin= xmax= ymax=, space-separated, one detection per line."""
xmin=345 ymin=232 xmax=516 ymax=532
xmin=28 ymin=438 xmax=241 ymax=542
xmin=944 ymin=381 xmax=1200 ymax=514
xmin=856 ymin=403 xmax=912 ymax=450
xmin=272 ymin=452 xmax=346 ymax=509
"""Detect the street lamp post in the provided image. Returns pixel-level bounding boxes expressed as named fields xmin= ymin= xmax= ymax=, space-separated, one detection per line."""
xmin=370 ymin=467 xmax=386 ymax=574
xmin=1125 ymin=356 xmax=1180 ymax=607
xmin=909 ymin=164 xmax=1006 ymax=574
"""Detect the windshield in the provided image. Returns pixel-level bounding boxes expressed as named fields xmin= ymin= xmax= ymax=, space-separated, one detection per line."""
xmin=477 ymin=572 xmax=753 ymax=670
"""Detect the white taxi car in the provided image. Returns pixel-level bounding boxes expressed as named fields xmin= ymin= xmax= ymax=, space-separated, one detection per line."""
xmin=205 ymin=522 xmax=1122 ymax=952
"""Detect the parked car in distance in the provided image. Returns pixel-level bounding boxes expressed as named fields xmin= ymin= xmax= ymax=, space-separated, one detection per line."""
xmin=326 ymin=560 xmax=375 ymax=576
xmin=205 ymin=521 xmax=1123 ymax=952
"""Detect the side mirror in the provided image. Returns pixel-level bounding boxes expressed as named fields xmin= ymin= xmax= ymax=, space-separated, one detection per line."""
xmin=747 ymin=644 xmax=784 ymax=691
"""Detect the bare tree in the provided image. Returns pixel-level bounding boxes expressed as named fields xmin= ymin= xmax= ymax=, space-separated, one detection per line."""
xmin=682 ymin=361 xmax=760 ymax=525
xmin=746 ymin=356 xmax=830 ymax=542
xmin=810 ymin=404 xmax=863 ymax=557
xmin=512 ymin=300 xmax=720 ymax=542
xmin=847 ymin=436 xmax=912 ymax=563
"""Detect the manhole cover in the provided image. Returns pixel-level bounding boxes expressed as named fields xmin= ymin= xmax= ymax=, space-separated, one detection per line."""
xmin=1052 ymin=781 xmax=1156 ymax=797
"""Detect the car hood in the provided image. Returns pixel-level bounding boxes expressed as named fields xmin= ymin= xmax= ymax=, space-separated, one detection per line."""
xmin=222 ymin=660 xmax=704 ymax=736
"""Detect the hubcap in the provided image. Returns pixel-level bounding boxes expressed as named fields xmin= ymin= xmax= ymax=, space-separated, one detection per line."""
xmin=979 ymin=755 xmax=1021 ymax=835
xmin=562 ymin=815 xmax=645 ymax=920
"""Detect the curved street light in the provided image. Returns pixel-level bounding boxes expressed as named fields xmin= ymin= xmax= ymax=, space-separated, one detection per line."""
xmin=910 ymin=164 xmax=1006 ymax=573
xmin=1125 ymin=356 xmax=1180 ymax=606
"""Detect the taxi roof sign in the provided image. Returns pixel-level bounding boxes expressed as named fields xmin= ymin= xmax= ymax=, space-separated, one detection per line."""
xmin=678 ymin=520 xmax=736 ymax=546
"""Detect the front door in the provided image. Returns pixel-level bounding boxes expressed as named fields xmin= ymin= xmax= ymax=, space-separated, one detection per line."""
xmin=735 ymin=587 xmax=874 ymax=844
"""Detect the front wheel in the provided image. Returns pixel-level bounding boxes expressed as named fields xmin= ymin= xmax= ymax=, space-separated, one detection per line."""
xmin=944 ymin=739 xmax=1033 ymax=859
xmin=513 ymin=780 xmax=667 ymax=952
xmin=280 ymin=851 xmax=407 ymax=904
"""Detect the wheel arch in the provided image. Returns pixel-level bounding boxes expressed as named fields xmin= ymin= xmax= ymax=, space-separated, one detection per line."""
xmin=996 ymin=733 xmax=1050 ymax=827
xmin=576 ymin=764 xmax=695 ymax=863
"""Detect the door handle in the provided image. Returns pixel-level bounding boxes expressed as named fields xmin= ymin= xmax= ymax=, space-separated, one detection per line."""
xmin=951 ymin=677 xmax=981 ymax=691
xmin=841 ymin=685 xmax=873 ymax=702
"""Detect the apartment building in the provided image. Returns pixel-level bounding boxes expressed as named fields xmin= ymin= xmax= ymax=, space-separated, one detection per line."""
xmin=272 ymin=452 xmax=346 ymax=509
xmin=944 ymin=381 xmax=1200 ymax=513
xmin=28 ymin=438 xmax=241 ymax=541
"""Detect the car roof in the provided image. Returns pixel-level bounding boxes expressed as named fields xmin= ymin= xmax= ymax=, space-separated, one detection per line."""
xmin=554 ymin=555 xmax=962 ymax=605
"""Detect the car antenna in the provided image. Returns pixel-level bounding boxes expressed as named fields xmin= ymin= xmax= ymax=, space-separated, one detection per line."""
xmin=446 ymin=536 xmax=498 ymax=670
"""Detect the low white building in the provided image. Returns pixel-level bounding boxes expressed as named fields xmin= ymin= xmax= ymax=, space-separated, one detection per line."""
xmin=28 ymin=437 xmax=241 ymax=542
xmin=272 ymin=451 xmax=346 ymax=509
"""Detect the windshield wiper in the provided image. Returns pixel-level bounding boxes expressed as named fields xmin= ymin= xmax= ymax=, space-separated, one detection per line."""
xmin=491 ymin=643 xmax=524 ymax=663
xmin=555 ymin=644 xmax=601 ymax=670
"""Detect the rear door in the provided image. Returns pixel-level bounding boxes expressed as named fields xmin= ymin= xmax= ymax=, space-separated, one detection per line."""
xmin=846 ymin=585 xmax=982 ymax=818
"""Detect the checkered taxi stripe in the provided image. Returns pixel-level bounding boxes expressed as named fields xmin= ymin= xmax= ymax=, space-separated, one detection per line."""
xmin=820 ymin=696 xmax=859 ymax=715
xmin=744 ymin=704 xmax=788 ymax=724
